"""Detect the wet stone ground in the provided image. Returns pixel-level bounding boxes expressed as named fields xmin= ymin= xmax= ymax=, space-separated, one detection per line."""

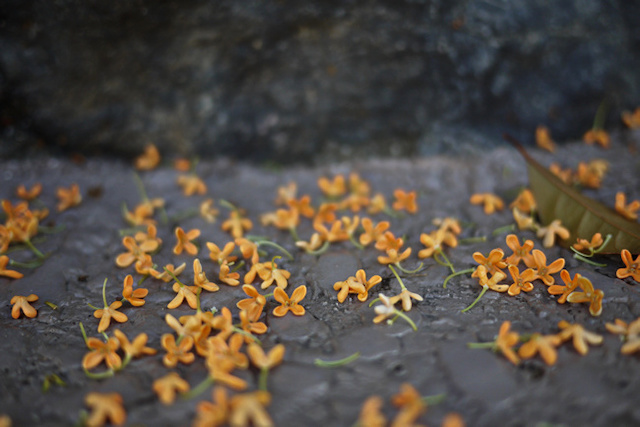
xmin=1 ymin=134 xmax=640 ymax=427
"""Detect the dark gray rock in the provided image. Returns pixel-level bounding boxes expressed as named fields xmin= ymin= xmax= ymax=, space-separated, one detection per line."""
xmin=1 ymin=0 xmax=639 ymax=162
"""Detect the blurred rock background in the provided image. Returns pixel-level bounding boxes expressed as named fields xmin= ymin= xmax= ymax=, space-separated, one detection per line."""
xmin=1 ymin=0 xmax=639 ymax=163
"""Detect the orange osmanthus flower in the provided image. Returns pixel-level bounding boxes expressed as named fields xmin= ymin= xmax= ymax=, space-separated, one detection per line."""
xmin=0 ymin=255 xmax=24 ymax=279
xmin=556 ymin=320 xmax=603 ymax=355
xmin=495 ymin=321 xmax=521 ymax=365
xmin=150 ymin=262 xmax=186 ymax=282
xmin=222 ymin=210 xmax=253 ymax=239
xmin=518 ymin=333 xmax=561 ymax=366
xmin=237 ymin=285 xmax=266 ymax=320
xmin=161 ymin=334 xmax=195 ymax=368
xmin=113 ymin=329 xmax=156 ymax=359
xmin=16 ymin=183 xmax=42 ymax=200
xmin=56 ymin=183 xmax=82 ymax=212
xmin=615 ymin=192 xmax=640 ymax=221
xmin=10 ymin=294 xmax=38 ymax=318
xmin=535 ymin=125 xmax=555 ymax=152
xmin=616 ymin=249 xmax=640 ymax=282
xmin=506 ymin=265 xmax=536 ymax=296
xmin=84 ymin=392 xmax=126 ymax=427
xmin=153 ymin=372 xmax=190 ymax=405
xmin=356 ymin=395 xmax=387 ymax=427
xmin=247 ymin=343 xmax=285 ymax=370
xmin=472 ymin=248 xmax=507 ymax=276
xmin=82 ymin=336 xmax=122 ymax=371
xmin=94 ymin=301 xmax=128 ymax=333
xmin=318 ymin=175 xmax=346 ymax=198
xmin=566 ymin=275 xmax=604 ymax=316
xmin=583 ymin=128 xmax=610 ymax=148
xmin=121 ymin=274 xmax=148 ymax=307
xmin=505 ymin=234 xmax=535 ymax=267
xmin=173 ymin=227 xmax=201 ymax=256
xmin=572 ymin=233 xmax=604 ymax=254
xmin=510 ymin=188 xmax=536 ymax=214
xmin=115 ymin=236 xmax=154 ymax=268
xmin=536 ymin=219 xmax=570 ymax=248
xmin=469 ymin=193 xmax=504 ymax=215
xmin=530 ymin=249 xmax=565 ymax=286
xmin=273 ymin=285 xmax=307 ymax=317
xmin=622 ymin=107 xmax=640 ymax=129
xmin=392 ymin=189 xmax=418 ymax=214
xmin=134 ymin=144 xmax=161 ymax=171
xmin=547 ymin=270 xmax=581 ymax=304
xmin=177 ymin=174 xmax=207 ymax=196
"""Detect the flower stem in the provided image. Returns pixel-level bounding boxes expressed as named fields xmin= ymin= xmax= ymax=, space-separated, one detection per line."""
xmin=459 ymin=236 xmax=487 ymax=244
xmin=314 ymin=352 xmax=361 ymax=368
xmin=461 ymin=285 xmax=488 ymax=313
xmin=182 ymin=377 xmax=214 ymax=400
xmin=253 ymin=239 xmax=294 ymax=260
xmin=592 ymin=99 xmax=608 ymax=130
xmin=572 ymin=253 xmax=606 ymax=267
xmin=349 ymin=234 xmax=364 ymax=250
xmin=289 ymin=227 xmax=300 ymax=242
xmin=38 ymin=224 xmax=66 ymax=234
xmin=24 ymin=239 xmax=45 ymax=259
xmin=422 ymin=393 xmax=446 ymax=406
xmin=434 ymin=249 xmax=455 ymax=273
xmin=368 ymin=297 xmax=380 ymax=308
xmin=132 ymin=172 xmax=149 ymax=201
xmin=164 ymin=266 xmax=186 ymax=287
xmin=393 ymin=309 xmax=417 ymax=331
xmin=259 ymin=367 xmax=269 ymax=391
xmin=101 ymin=278 xmax=108 ymax=308
xmin=395 ymin=262 xmax=424 ymax=275
xmin=231 ymin=326 xmax=261 ymax=344
xmin=466 ymin=342 xmax=495 ymax=349
xmin=306 ymin=241 xmax=330 ymax=256
xmin=79 ymin=322 xmax=90 ymax=347
xmin=443 ymin=268 xmax=474 ymax=289
xmin=389 ymin=264 xmax=406 ymax=291
xmin=491 ymin=224 xmax=515 ymax=236
xmin=83 ymin=368 xmax=115 ymax=380
xmin=45 ymin=301 xmax=58 ymax=310
xmin=9 ymin=258 xmax=42 ymax=268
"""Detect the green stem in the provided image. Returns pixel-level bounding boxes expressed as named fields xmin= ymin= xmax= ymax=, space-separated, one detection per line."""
xmin=232 ymin=326 xmax=262 ymax=344
xmin=9 ymin=258 xmax=42 ymax=268
xmin=79 ymin=322 xmax=90 ymax=347
xmin=461 ymin=285 xmax=488 ymax=313
xmin=594 ymin=234 xmax=613 ymax=254
xmin=382 ymin=206 xmax=401 ymax=219
xmin=443 ymin=268 xmax=474 ymax=289
xmin=459 ymin=236 xmax=487 ymax=244
xmin=38 ymin=224 xmax=66 ymax=234
xmin=491 ymin=224 xmax=515 ymax=236
xmin=393 ymin=309 xmax=417 ymax=331
xmin=24 ymin=239 xmax=45 ymax=259
xmin=182 ymin=376 xmax=214 ymax=400
xmin=137 ymin=274 xmax=149 ymax=286
xmin=231 ymin=260 xmax=246 ymax=273
xmin=593 ymin=99 xmax=608 ymax=130
xmin=389 ymin=264 xmax=406 ymax=291
xmin=83 ymin=368 xmax=115 ymax=380
xmin=573 ymin=253 xmax=607 ymax=267
xmin=349 ymin=234 xmax=364 ymax=250
xmin=467 ymin=342 xmax=496 ymax=349
xmin=305 ymin=241 xmax=330 ymax=256
xmin=44 ymin=301 xmax=58 ymax=310
xmin=394 ymin=261 xmax=424 ymax=275
xmin=289 ymin=227 xmax=300 ymax=242
xmin=422 ymin=393 xmax=446 ymax=406
xmin=118 ymin=225 xmax=147 ymax=236
xmin=254 ymin=239 xmax=294 ymax=260
xmin=435 ymin=249 xmax=455 ymax=273
xmin=314 ymin=352 xmax=361 ymax=368
xmin=219 ymin=199 xmax=238 ymax=211
xmin=87 ymin=303 xmax=100 ymax=310
xmin=101 ymin=278 xmax=108 ymax=308
xmin=368 ymin=297 xmax=380 ymax=308
xmin=168 ymin=208 xmax=199 ymax=223
xmin=133 ymin=172 xmax=149 ymax=201
xmin=259 ymin=367 xmax=269 ymax=391
xmin=164 ymin=266 xmax=186 ymax=287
